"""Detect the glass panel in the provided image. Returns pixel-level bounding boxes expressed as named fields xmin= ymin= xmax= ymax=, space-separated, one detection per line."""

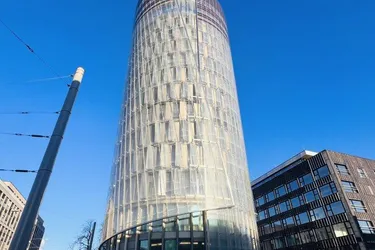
xmin=271 ymin=237 xmax=285 ymax=249
xmin=291 ymin=197 xmax=301 ymax=208
xmin=350 ymin=200 xmax=367 ymax=213
xmin=320 ymin=183 xmax=337 ymax=197
xmin=304 ymin=190 xmax=318 ymax=203
xmin=276 ymin=186 xmax=287 ymax=197
xmin=192 ymin=213 xmax=204 ymax=231
xmin=310 ymin=207 xmax=326 ymax=221
xmin=300 ymin=173 xmax=313 ymax=186
xmin=139 ymin=240 xmax=149 ymax=250
xmin=315 ymin=227 xmax=328 ymax=241
xmin=150 ymin=240 xmax=162 ymax=250
xmin=314 ymin=166 xmax=330 ymax=179
xmin=193 ymin=241 xmax=205 ymax=250
xmin=258 ymin=210 xmax=266 ymax=221
xmin=165 ymin=240 xmax=177 ymax=250
xmin=278 ymin=201 xmax=289 ymax=213
xmin=326 ymin=201 xmax=345 ymax=216
xmin=273 ymin=220 xmax=283 ymax=232
xmin=283 ymin=217 xmax=295 ymax=228
xmin=267 ymin=191 xmax=275 ymax=202
xmin=165 ymin=218 xmax=177 ymax=232
xmin=179 ymin=218 xmax=191 ymax=231
xmin=358 ymin=220 xmax=375 ymax=234
xmin=268 ymin=206 xmax=276 ymax=217
xmin=297 ymin=212 xmax=309 ymax=225
xmin=288 ymin=180 xmax=299 ymax=192
xmin=336 ymin=164 xmax=350 ymax=175
xmin=333 ymin=223 xmax=348 ymax=237
xmin=341 ymin=181 xmax=358 ymax=193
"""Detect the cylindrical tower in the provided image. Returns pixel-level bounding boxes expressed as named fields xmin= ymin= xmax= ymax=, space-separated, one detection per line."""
xmin=102 ymin=0 xmax=259 ymax=249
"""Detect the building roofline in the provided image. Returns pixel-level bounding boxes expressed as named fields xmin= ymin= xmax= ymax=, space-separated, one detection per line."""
xmin=251 ymin=150 xmax=318 ymax=186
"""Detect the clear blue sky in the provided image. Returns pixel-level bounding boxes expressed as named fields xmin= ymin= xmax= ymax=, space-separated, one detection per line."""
xmin=1 ymin=0 xmax=374 ymax=249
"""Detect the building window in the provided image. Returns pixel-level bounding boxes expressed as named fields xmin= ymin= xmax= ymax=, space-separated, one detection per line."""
xmin=319 ymin=182 xmax=337 ymax=197
xmin=315 ymin=227 xmax=329 ymax=241
xmin=273 ymin=220 xmax=283 ymax=232
xmin=309 ymin=207 xmax=326 ymax=221
xmin=271 ymin=237 xmax=285 ymax=249
xmin=326 ymin=201 xmax=345 ymax=216
xmin=358 ymin=220 xmax=375 ymax=234
xmin=258 ymin=210 xmax=266 ymax=221
xmin=299 ymin=230 xmax=314 ymax=244
xmin=304 ymin=189 xmax=319 ymax=203
xmin=285 ymin=234 xmax=300 ymax=247
xmin=333 ymin=223 xmax=349 ymax=237
xmin=291 ymin=196 xmax=302 ymax=208
xmin=139 ymin=240 xmax=149 ymax=250
xmin=268 ymin=206 xmax=277 ymax=217
xmin=263 ymin=223 xmax=273 ymax=235
xmin=278 ymin=201 xmax=290 ymax=213
xmin=266 ymin=191 xmax=275 ymax=202
xmin=256 ymin=196 xmax=265 ymax=207
xmin=299 ymin=173 xmax=313 ymax=186
xmin=357 ymin=168 xmax=367 ymax=178
xmin=341 ymin=181 xmax=358 ymax=193
xmin=275 ymin=185 xmax=287 ymax=198
xmin=350 ymin=200 xmax=366 ymax=213
xmin=287 ymin=180 xmax=299 ymax=192
xmin=283 ymin=217 xmax=295 ymax=228
xmin=314 ymin=165 xmax=330 ymax=179
xmin=296 ymin=212 xmax=310 ymax=225
xmin=336 ymin=164 xmax=350 ymax=175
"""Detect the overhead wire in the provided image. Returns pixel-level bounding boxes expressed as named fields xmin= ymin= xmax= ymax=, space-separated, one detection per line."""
xmin=0 ymin=17 xmax=61 ymax=77
xmin=0 ymin=168 xmax=38 ymax=173
xmin=0 ymin=111 xmax=60 ymax=115
xmin=0 ymin=132 xmax=50 ymax=139
xmin=2 ymin=75 xmax=72 ymax=85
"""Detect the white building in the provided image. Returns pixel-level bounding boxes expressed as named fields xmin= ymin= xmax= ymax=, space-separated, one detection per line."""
xmin=0 ymin=180 xmax=44 ymax=250
xmin=101 ymin=0 xmax=259 ymax=249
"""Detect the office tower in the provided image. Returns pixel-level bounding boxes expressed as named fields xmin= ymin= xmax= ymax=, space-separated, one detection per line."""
xmin=252 ymin=150 xmax=375 ymax=250
xmin=101 ymin=0 xmax=258 ymax=249
xmin=0 ymin=180 xmax=45 ymax=250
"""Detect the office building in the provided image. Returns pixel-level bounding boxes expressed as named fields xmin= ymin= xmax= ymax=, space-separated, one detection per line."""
xmin=252 ymin=150 xmax=375 ymax=250
xmin=0 ymin=180 xmax=45 ymax=250
xmin=101 ymin=0 xmax=259 ymax=249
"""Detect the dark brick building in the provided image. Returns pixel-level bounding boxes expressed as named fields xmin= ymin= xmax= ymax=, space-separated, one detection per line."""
xmin=251 ymin=150 xmax=375 ymax=250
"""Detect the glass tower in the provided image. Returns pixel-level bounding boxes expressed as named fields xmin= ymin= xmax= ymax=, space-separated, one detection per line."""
xmin=102 ymin=0 xmax=259 ymax=249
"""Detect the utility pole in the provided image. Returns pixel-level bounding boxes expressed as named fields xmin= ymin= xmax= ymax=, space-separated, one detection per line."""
xmin=9 ymin=67 xmax=85 ymax=250
xmin=88 ymin=222 xmax=96 ymax=250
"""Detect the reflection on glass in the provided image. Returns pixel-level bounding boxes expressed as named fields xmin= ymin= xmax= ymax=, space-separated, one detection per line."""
xmin=139 ymin=240 xmax=149 ymax=250
xmin=179 ymin=218 xmax=191 ymax=231
xmin=165 ymin=240 xmax=177 ymax=250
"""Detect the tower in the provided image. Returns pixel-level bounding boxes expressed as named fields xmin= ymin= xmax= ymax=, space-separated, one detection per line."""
xmin=101 ymin=1 xmax=259 ymax=249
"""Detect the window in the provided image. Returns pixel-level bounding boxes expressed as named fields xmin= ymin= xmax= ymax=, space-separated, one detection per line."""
xmin=319 ymin=182 xmax=337 ymax=197
xmin=273 ymin=220 xmax=283 ymax=232
xmin=258 ymin=210 xmax=266 ymax=221
xmin=291 ymin=196 xmax=301 ymax=208
xmin=271 ymin=237 xmax=285 ymax=249
xmin=278 ymin=201 xmax=290 ymax=213
xmin=358 ymin=220 xmax=375 ymax=234
xmin=285 ymin=234 xmax=299 ymax=247
xmin=263 ymin=224 xmax=273 ymax=234
xmin=296 ymin=212 xmax=310 ymax=225
xmin=314 ymin=165 xmax=330 ymax=179
xmin=266 ymin=191 xmax=275 ymax=202
xmin=287 ymin=180 xmax=299 ymax=192
xmin=256 ymin=196 xmax=265 ymax=207
xmin=341 ymin=181 xmax=358 ymax=193
xmin=333 ymin=223 xmax=348 ymax=237
xmin=336 ymin=164 xmax=350 ymax=175
xmin=283 ymin=217 xmax=295 ymax=228
xmin=304 ymin=189 xmax=319 ymax=203
xmin=276 ymin=185 xmax=287 ymax=198
xmin=299 ymin=230 xmax=314 ymax=244
xmin=350 ymin=200 xmax=366 ymax=213
xmin=139 ymin=240 xmax=149 ymax=250
xmin=315 ymin=227 xmax=329 ymax=241
xmin=358 ymin=168 xmax=367 ymax=178
xmin=326 ymin=201 xmax=345 ymax=216
xmin=299 ymin=173 xmax=313 ymax=186
xmin=309 ymin=207 xmax=326 ymax=221
xmin=268 ymin=206 xmax=276 ymax=217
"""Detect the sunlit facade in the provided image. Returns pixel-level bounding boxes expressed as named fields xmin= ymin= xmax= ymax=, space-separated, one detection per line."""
xmin=102 ymin=0 xmax=258 ymax=249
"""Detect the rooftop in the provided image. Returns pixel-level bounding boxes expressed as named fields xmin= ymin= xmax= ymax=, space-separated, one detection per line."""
xmin=251 ymin=150 xmax=318 ymax=187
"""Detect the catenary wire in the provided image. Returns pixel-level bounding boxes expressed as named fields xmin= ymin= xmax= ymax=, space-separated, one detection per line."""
xmin=0 ymin=17 xmax=61 ymax=77
xmin=0 ymin=111 xmax=60 ymax=115
xmin=0 ymin=132 xmax=50 ymax=139
xmin=0 ymin=168 xmax=38 ymax=173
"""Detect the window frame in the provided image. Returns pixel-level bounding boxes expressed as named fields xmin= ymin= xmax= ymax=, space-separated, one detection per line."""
xmin=335 ymin=164 xmax=350 ymax=175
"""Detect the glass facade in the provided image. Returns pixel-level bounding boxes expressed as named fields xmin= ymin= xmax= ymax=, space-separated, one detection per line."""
xmin=102 ymin=0 xmax=258 ymax=249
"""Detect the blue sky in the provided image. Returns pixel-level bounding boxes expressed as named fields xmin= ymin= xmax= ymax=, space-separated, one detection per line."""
xmin=1 ymin=0 xmax=374 ymax=249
